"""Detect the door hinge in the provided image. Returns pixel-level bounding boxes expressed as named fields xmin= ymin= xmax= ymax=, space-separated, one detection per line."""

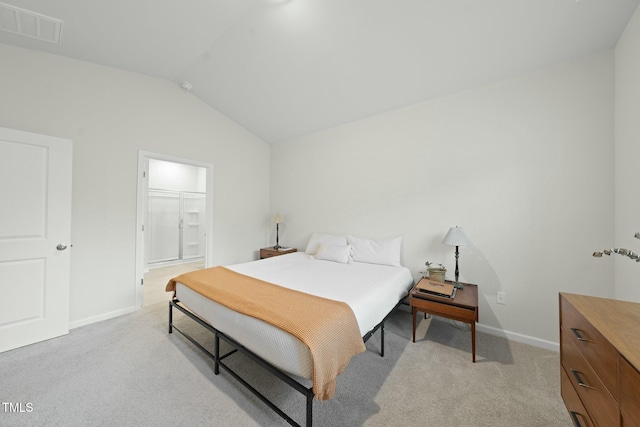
xmin=141 ymin=278 xmax=144 ymax=286
xmin=141 ymin=224 xmax=144 ymax=232
xmin=143 ymin=170 xmax=147 ymax=178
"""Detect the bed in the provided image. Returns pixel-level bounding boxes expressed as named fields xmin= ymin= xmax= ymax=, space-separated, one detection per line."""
xmin=166 ymin=233 xmax=414 ymax=426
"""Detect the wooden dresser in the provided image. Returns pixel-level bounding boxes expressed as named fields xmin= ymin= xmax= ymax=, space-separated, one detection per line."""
xmin=559 ymin=293 xmax=640 ymax=427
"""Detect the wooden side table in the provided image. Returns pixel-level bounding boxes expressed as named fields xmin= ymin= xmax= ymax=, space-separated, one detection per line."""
xmin=259 ymin=246 xmax=297 ymax=259
xmin=410 ymin=278 xmax=479 ymax=362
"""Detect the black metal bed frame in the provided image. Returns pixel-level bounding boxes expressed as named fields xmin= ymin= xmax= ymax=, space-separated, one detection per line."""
xmin=168 ymin=298 xmax=400 ymax=427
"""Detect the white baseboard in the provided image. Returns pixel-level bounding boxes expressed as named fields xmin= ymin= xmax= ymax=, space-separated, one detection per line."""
xmin=477 ymin=323 xmax=559 ymax=352
xmin=69 ymin=304 xmax=559 ymax=353
xmin=69 ymin=306 xmax=135 ymax=329
xmin=399 ymin=302 xmax=559 ymax=351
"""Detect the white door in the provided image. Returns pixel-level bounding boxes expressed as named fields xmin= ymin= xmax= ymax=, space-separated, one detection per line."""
xmin=0 ymin=127 xmax=72 ymax=353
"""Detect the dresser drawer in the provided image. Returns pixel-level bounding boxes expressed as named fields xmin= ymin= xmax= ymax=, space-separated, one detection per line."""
xmin=561 ymin=295 xmax=618 ymax=397
xmin=561 ymin=367 xmax=595 ymax=427
xmin=561 ymin=327 xmax=619 ymax=427
xmin=620 ymin=355 xmax=640 ymax=427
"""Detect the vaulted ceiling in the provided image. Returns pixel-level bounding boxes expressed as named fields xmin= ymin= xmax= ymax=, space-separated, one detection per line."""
xmin=1 ymin=0 xmax=638 ymax=143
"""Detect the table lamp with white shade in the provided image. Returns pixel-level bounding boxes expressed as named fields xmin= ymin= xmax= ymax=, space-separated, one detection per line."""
xmin=442 ymin=226 xmax=473 ymax=289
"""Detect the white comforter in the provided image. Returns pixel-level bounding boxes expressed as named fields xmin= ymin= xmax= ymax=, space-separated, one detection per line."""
xmin=175 ymin=252 xmax=414 ymax=378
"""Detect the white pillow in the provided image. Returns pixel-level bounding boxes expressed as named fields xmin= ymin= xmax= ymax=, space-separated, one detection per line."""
xmin=314 ymin=243 xmax=352 ymax=264
xmin=304 ymin=233 xmax=348 ymax=255
xmin=347 ymin=235 xmax=402 ymax=267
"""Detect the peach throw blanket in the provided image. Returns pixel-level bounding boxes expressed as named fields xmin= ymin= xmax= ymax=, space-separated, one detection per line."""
xmin=166 ymin=266 xmax=366 ymax=400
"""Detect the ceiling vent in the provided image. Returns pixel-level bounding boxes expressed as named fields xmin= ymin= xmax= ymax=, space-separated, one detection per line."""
xmin=0 ymin=2 xmax=63 ymax=44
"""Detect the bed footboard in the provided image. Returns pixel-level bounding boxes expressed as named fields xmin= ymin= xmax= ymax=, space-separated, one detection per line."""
xmin=168 ymin=298 xmax=400 ymax=427
xmin=169 ymin=299 xmax=313 ymax=426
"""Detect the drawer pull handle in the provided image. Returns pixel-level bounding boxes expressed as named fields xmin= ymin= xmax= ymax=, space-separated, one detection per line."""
xmin=569 ymin=411 xmax=585 ymax=427
xmin=571 ymin=328 xmax=592 ymax=343
xmin=571 ymin=369 xmax=593 ymax=389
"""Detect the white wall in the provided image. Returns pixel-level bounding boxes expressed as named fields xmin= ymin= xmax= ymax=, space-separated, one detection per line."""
xmin=615 ymin=5 xmax=640 ymax=303
xmin=271 ymin=51 xmax=615 ymax=347
xmin=0 ymin=43 xmax=271 ymax=327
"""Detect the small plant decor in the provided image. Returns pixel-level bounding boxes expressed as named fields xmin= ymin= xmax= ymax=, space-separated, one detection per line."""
xmin=423 ymin=261 xmax=447 ymax=282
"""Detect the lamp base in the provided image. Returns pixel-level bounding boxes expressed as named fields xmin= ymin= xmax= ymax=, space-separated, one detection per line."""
xmin=453 ymin=281 xmax=464 ymax=289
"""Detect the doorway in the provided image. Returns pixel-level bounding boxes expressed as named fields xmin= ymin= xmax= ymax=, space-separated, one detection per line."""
xmin=135 ymin=151 xmax=213 ymax=310
xmin=146 ymin=159 xmax=207 ymax=266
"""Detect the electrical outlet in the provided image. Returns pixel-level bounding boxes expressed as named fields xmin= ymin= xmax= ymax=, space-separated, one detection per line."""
xmin=496 ymin=291 xmax=506 ymax=305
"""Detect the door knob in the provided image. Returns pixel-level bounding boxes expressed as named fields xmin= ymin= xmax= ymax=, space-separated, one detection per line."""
xmin=56 ymin=244 xmax=67 ymax=251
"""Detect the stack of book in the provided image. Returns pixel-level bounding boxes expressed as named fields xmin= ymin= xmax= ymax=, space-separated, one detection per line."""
xmin=416 ymin=279 xmax=456 ymax=299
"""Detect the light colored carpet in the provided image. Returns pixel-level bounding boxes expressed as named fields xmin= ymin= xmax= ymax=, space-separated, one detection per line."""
xmin=1 ymin=263 xmax=571 ymax=426
xmin=0 ymin=299 xmax=571 ymax=426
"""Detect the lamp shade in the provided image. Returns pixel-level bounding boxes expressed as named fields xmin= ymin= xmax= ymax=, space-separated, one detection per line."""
xmin=442 ymin=226 xmax=473 ymax=247
xmin=272 ymin=213 xmax=285 ymax=225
